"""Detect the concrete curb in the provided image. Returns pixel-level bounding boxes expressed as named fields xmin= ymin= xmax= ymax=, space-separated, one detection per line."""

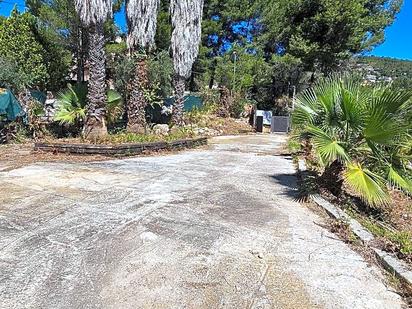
xmin=297 ymin=159 xmax=412 ymax=288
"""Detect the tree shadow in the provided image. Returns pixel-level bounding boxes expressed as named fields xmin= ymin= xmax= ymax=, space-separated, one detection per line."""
xmin=269 ymin=173 xmax=300 ymax=200
xmin=269 ymin=170 xmax=319 ymax=202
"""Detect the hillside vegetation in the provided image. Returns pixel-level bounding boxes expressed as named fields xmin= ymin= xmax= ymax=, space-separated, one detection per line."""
xmin=356 ymin=56 xmax=412 ymax=88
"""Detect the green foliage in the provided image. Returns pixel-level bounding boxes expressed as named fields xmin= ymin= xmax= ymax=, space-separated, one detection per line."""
xmin=0 ymin=9 xmax=48 ymax=88
xmin=55 ymin=83 xmax=87 ymax=126
xmin=106 ymin=41 xmax=127 ymax=55
xmin=113 ymin=55 xmax=135 ymax=103
xmin=35 ymin=26 xmax=72 ymax=91
xmin=360 ymin=218 xmax=412 ymax=255
xmin=293 ymin=74 xmax=412 ymax=206
xmin=155 ymin=0 xmax=172 ymax=50
xmin=0 ymin=6 xmax=72 ymax=91
xmin=0 ymin=57 xmax=28 ymax=92
xmin=147 ymin=51 xmax=174 ymax=98
xmin=215 ymin=47 xmax=272 ymax=94
xmin=112 ymin=50 xmax=173 ymax=107
xmin=356 ymin=56 xmax=412 ymax=89
xmin=99 ymin=128 xmax=195 ymax=144
xmin=55 ymin=84 xmax=123 ymax=126
xmin=106 ymin=89 xmax=124 ymax=124
xmin=229 ymin=96 xmax=249 ymax=118
xmin=185 ymin=102 xmax=219 ymax=124
xmin=260 ymin=0 xmax=402 ymax=71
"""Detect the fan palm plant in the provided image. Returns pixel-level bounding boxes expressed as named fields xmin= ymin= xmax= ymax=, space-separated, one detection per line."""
xmin=55 ymin=83 xmax=87 ymax=126
xmin=125 ymin=0 xmax=160 ymax=133
xmin=55 ymin=84 xmax=123 ymax=127
xmin=170 ymin=0 xmax=204 ymax=126
xmin=74 ymin=0 xmax=112 ymax=139
xmin=293 ymin=75 xmax=412 ymax=206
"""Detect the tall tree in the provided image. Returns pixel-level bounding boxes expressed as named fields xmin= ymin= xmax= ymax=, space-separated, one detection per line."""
xmin=0 ymin=9 xmax=48 ymax=89
xmin=74 ymin=0 xmax=112 ymax=139
xmin=26 ymin=0 xmax=87 ymax=84
xmin=125 ymin=0 xmax=160 ymax=133
xmin=259 ymin=0 xmax=403 ymax=72
xmin=170 ymin=0 xmax=204 ymax=126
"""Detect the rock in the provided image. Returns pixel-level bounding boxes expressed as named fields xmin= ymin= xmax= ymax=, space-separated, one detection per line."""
xmin=140 ymin=232 xmax=159 ymax=243
xmin=153 ymin=124 xmax=170 ymax=136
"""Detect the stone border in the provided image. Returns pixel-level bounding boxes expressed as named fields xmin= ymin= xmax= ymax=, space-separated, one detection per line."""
xmin=298 ymin=159 xmax=412 ymax=288
xmin=34 ymin=137 xmax=208 ymax=156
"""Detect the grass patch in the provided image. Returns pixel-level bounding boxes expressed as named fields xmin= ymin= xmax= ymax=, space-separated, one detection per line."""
xmin=41 ymin=128 xmax=197 ymax=145
xmin=356 ymin=216 xmax=412 ymax=256
xmin=97 ymin=128 xmax=196 ymax=144
xmin=287 ymin=135 xmax=301 ymax=154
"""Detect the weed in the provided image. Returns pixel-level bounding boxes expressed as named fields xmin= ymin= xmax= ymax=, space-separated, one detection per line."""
xmin=359 ymin=217 xmax=412 ymax=256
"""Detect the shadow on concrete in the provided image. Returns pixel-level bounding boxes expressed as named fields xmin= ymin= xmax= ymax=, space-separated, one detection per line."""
xmin=269 ymin=174 xmax=300 ymax=200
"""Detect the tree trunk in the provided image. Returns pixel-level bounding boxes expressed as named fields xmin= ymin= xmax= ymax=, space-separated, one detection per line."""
xmin=82 ymin=22 xmax=107 ymax=140
xmin=127 ymin=57 xmax=149 ymax=133
xmin=75 ymin=25 xmax=88 ymax=84
xmin=171 ymin=74 xmax=186 ymax=126
xmin=320 ymin=160 xmax=344 ymax=197
xmin=218 ymin=86 xmax=232 ymax=118
xmin=208 ymin=59 xmax=217 ymax=89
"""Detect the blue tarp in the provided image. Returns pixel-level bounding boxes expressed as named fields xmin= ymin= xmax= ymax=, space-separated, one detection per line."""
xmin=0 ymin=89 xmax=24 ymax=121
xmin=164 ymin=95 xmax=203 ymax=111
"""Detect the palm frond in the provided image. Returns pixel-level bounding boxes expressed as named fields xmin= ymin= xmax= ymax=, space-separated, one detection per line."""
xmin=371 ymin=88 xmax=412 ymax=114
xmin=106 ymin=89 xmax=123 ymax=124
xmin=74 ymin=0 xmax=112 ymax=26
xmin=315 ymin=76 xmax=340 ymax=122
xmin=363 ymin=106 xmax=400 ymax=145
xmin=292 ymin=101 xmax=318 ymax=127
xmin=126 ymin=0 xmax=160 ymax=50
xmin=170 ymin=0 xmax=204 ymax=78
xmin=344 ymin=163 xmax=389 ymax=206
xmin=55 ymin=84 xmax=87 ymax=125
xmin=339 ymin=87 xmax=363 ymax=129
xmin=308 ymin=125 xmax=350 ymax=165
xmin=387 ymin=166 xmax=412 ymax=194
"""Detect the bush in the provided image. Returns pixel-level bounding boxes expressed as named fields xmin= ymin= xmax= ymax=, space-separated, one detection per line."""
xmin=293 ymin=74 xmax=412 ymax=206
xmin=0 ymin=57 xmax=27 ymax=92
xmin=0 ymin=9 xmax=48 ymax=89
xmin=55 ymin=84 xmax=123 ymax=128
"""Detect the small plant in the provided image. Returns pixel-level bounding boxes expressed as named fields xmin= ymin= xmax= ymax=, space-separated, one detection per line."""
xmin=360 ymin=218 xmax=412 ymax=257
xmin=55 ymin=84 xmax=123 ymax=127
xmin=55 ymin=83 xmax=87 ymax=126
xmin=94 ymin=128 xmax=194 ymax=145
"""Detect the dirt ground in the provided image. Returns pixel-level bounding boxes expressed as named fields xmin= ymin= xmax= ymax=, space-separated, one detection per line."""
xmin=386 ymin=191 xmax=412 ymax=234
xmin=0 ymin=143 xmax=110 ymax=171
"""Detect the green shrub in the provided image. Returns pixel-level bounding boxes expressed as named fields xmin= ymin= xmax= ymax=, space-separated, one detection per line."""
xmin=55 ymin=84 xmax=123 ymax=127
xmin=0 ymin=9 xmax=48 ymax=88
xmin=0 ymin=57 xmax=27 ymax=92
xmin=293 ymin=74 xmax=412 ymax=206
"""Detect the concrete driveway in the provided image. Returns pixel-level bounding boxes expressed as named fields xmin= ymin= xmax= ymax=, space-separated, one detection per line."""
xmin=0 ymin=135 xmax=405 ymax=308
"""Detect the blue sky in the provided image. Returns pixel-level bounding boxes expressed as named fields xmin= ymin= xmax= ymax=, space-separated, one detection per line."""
xmin=367 ymin=0 xmax=412 ymax=60
xmin=1 ymin=0 xmax=411 ymax=60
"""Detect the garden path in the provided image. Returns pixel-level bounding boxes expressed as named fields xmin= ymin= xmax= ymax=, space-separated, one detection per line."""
xmin=0 ymin=135 xmax=405 ymax=308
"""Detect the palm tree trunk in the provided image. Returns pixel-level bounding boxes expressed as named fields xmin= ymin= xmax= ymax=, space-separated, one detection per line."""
xmin=320 ymin=160 xmax=344 ymax=197
xmin=82 ymin=21 xmax=107 ymax=140
xmin=171 ymin=74 xmax=185 ymax=126
xmin=127 ymin=57 xmax=148 ymax=133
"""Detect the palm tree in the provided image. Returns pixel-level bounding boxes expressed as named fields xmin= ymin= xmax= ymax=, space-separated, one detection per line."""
xmin=125 ymin=0 xmax=160 ymax=133
xmin=170 ymin=0 xmax=204 ymax=126
xmin=55 ymin=83 xmax=123 ymax=127
xmin=74 ymin=0 xmax=112 ymax=139
xmin=293 ymin=75 xmax=412 ymax=206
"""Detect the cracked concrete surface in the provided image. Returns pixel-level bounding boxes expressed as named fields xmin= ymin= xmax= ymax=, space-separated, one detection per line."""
xmin=0 ymin=135 xmax=405 ymax=308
